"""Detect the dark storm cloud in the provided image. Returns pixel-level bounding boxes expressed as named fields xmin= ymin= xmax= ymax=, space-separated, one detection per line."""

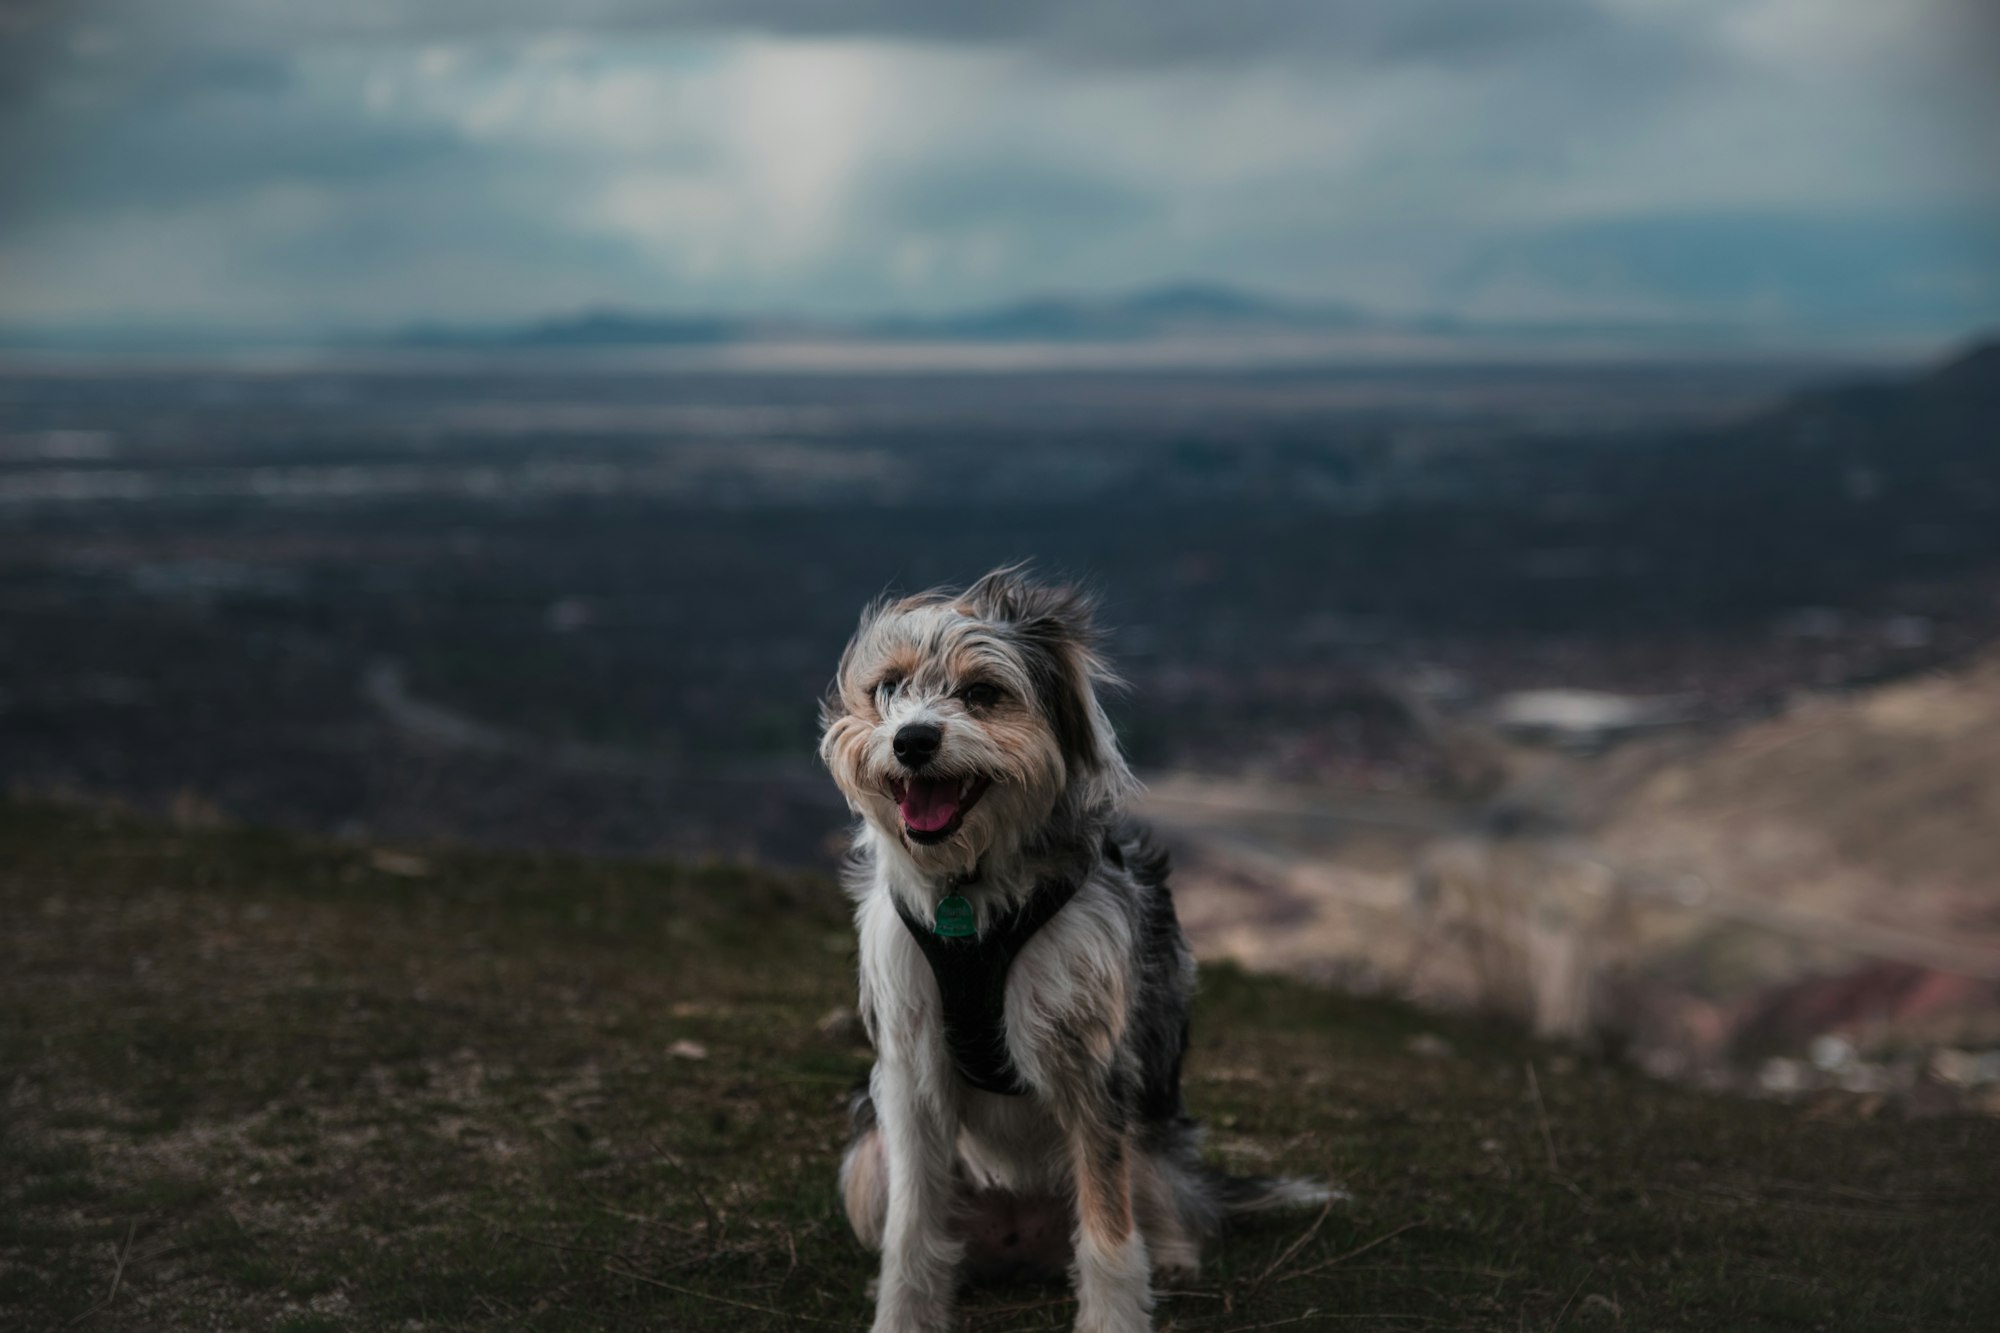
xmin=0 ymin=0 xmax=76 ymax=108
xmin=2 ymin=0 xmax=1994 ymax=335
xmin=80 ymin=0 xmax=1622 ymax=69
xmin=657 ymin=0 xmax=1609 ymax=68
xmin=0 ymin=36 xmax=321 ymax=219
xmin=12 ymin=106 xmax=459 ymax=220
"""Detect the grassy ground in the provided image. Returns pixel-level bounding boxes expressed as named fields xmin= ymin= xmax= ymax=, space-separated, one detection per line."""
xmin=2 ymin=800 xmax=1995 ymax=1331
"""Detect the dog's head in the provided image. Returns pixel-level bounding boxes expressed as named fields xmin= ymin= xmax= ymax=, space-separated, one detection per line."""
xmin=819 ymin=567 xmax=1135 ymax=877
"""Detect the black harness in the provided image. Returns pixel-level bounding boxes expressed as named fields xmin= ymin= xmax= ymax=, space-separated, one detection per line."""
xmin=892 ymin=875 xmax=1080 ymax=1097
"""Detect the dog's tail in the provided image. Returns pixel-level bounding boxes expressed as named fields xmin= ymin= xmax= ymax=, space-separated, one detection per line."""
xmin=1209 ymin=1170 xmax=1343 ymax=1219
xmin=1152 ymin=1115 xmax=1344 ymax=1231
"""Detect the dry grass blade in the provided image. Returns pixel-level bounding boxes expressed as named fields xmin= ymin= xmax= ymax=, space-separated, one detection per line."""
xmin=65 ymin=1219 xmax=137 ymax=1327
xmin=592 ymin=1201 xmax=704 ymax=1235
xmin=459 ymin=1207 xmax=636 ymax=1265
xmin=645 ymin=1132 xmax=724 ymax=1240
xmin=1237 ymin=1197 xmax=1334 ymax=1311
xmin=1280 ymin=1220 xmax=1427 ymax=1283
xmin=1551 ymin=1266 xmax=1594 ymax=1328
xmin=1221 ymin=1311 xmax=1436 ymax=1332
xmin=1526 ymin=1061 xmax=1560 ymax=1174
xmin=605 ymin=1263 xmax=864 ymax=1326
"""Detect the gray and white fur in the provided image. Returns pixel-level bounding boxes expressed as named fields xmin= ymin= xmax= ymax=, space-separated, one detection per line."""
xmin=820 ymin=567 xmax=1326 ymax=1333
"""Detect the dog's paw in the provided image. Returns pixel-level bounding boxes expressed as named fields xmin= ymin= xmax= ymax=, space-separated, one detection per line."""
xmin=1073 ymin=1230 xmax=1156 ymax=1333
xmin=870 ymin=1291 xmax=954 ymax=1333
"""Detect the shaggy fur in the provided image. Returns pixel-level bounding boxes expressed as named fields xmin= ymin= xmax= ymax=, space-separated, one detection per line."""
xmin=820 ymin=567 xmax=1326 ymax=1333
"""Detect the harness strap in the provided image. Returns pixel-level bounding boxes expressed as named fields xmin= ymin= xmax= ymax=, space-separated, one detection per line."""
xmin=891 ymin=876 xmax=1080 ymax=1096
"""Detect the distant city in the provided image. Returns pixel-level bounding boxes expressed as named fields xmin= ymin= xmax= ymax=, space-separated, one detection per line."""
xmin=2 ymin=336 xmax=1993 ymax=862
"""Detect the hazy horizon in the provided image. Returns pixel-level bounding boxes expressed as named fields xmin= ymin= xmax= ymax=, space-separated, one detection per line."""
xmin=1 ymin=281 xmax=1988 ymax=368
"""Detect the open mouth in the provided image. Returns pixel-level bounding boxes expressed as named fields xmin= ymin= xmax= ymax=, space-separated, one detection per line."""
xmin=888 ymin=774 xmax=994 ymax=845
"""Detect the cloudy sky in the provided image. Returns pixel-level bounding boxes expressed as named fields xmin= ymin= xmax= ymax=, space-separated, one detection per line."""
xmin=1 ymin=0 xmax=1996 ymax=337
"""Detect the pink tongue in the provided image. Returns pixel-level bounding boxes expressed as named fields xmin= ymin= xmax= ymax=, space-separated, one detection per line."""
xmin=899 ymin=778 xmax=962 ymax=832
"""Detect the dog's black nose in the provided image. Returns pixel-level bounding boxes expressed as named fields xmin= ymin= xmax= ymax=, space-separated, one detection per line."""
xmin=893 ymin=722 xmax=943 ymax=769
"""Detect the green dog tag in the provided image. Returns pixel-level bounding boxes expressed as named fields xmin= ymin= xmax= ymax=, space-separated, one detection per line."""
xmin=933 ymin=894 xmax=976 ymax=938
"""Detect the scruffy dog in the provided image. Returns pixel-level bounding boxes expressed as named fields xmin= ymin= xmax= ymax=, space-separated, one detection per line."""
xmin=820 ymin=567 xmax=1324 ymax=1333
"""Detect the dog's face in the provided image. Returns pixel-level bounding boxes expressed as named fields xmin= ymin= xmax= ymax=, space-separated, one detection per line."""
xmin=820 ymin=569 xmax=1132 ymax=877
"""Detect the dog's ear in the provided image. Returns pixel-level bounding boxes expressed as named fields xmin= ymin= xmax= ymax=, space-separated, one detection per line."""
xmin=966 ymin=566 xmax=1134 ymax=807
xmin=964 ymin=565 xmax=1099 ymax=648
xmin=819 ymin=593 xmax=896 ymax=731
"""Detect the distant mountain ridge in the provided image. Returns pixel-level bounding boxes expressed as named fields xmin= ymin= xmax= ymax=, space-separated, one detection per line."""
xmin=402 ymin=310 xmax=770 ymax=348
xmin=395 ymin=286 xmax=1991 ymax=354
xmin=11 ymin=288 xmax=1980 ymax=355
xmin=862 ymin=283 xmax=1373 ymax=340
xmin=398 ymin=283 xmax=1379 ymax=347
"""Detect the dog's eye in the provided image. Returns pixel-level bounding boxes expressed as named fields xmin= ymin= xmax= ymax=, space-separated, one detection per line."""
xmin=958 ymin=682 xmax=1002 ymax=709
xmin=874 ymin=677 xmax=903 ymax=705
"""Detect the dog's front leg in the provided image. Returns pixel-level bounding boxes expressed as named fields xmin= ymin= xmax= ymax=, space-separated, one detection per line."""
xmin=1064 ymin=1094 xmax=1153 ymax=1333
xmin=870 ymin=1061 xmax=962 ymax=1333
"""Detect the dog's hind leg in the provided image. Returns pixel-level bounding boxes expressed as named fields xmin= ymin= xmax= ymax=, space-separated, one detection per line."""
xmin=1130 ymin=1146 xmax=1202 ymax=1281
xmin=840 ymin=1082 xmax=889 ymax=1251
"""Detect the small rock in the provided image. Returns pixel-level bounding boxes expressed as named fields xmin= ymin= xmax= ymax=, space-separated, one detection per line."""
xmin=368 ymin=849 xmax=431 ymax=878
xmin=667 ymin=1039 xmax=709 ymax=1061
xmin=1757 ymin=1057 xmax=1810 ymax=1094
xmin=1406 ymin=1033 xmax=1455 ymax=1059
xmin=1809 ymin=1034 xmax=1855 ymax=1073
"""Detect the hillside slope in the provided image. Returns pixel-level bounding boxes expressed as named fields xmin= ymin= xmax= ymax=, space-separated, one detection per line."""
xmin=1603 ymin=648 xmax=2000 ymax=944
xmin=1590 ymin=647 xmax=2000 ymax=1056
xmin=3 ymin=802 xmax=1996 ymax=1330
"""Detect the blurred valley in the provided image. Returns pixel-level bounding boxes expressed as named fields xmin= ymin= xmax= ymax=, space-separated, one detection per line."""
xmin=3 ymin=338 xmax=1997 ymax=1095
